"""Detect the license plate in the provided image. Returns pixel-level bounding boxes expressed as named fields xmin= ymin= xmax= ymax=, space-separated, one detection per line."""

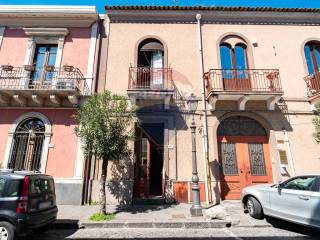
xmin=39 ymin=201 xmax=52 ymax=209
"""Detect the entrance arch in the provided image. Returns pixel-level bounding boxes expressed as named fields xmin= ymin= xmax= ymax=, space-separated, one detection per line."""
xmin=217 ymin=116 xmax=273 ymax=200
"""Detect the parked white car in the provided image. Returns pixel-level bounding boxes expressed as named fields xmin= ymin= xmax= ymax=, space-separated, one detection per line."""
xmin=241 ymin=174 xmax=320 ymax=229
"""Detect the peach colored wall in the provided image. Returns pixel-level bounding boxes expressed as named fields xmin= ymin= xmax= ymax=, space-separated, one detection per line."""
xmin=104 ymin=22 xmax=320 ymax=185
xmin=105 ymin=23 xmax=320 ymax=102
xmin=0 ymin=28 xmax=91 ymax=75
xmin=0 ymin=109 xmax=78 ymax=178
xmin=0 ymin=29 xmax=27 ymax=66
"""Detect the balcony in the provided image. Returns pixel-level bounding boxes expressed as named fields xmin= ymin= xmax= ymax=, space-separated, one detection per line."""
xmin=304 ymin=72 xmax=320 ymax=103
xmin=127 ymin=67 xmax=175 ymax=109
xmin=0 ymin=65 xmax=89 ymax=107
xmin=204 ymin=69 xmax=283 ymax=111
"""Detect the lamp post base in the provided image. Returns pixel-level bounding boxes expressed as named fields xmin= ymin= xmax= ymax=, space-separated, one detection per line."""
xmin=190 ymin=205 xmax=203 ymax=217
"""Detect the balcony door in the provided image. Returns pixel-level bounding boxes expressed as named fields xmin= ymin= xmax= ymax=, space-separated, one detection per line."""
xmin=304 ymin=42 xmax=320 ymax=92
xmin=137 ymin=39 xmax=164 ymax=89
xmin=31 ymin=44 xmax=58 ymax=88
xmin=220 ymin=43 xmax=251 ymax=90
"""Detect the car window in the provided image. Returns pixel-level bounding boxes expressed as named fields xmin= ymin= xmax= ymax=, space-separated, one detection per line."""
xmin=29 ymin=178 xmax=54 ymax=195
xmin=314 ymin=178 xmax=320 ymax=193
xmin=0 ymin=178 xmax=21 ymax=197
xmin=282 ymin=176 xmax=317 ymax=191
xmin=0 ymin=178 xmax=5 ymax=197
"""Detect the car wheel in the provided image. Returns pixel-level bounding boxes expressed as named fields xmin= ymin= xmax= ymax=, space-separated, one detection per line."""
xmin=0 ymin=221 xmax=15 ymax=240
xmin=247 ymin=196 xmax=263 ymax=219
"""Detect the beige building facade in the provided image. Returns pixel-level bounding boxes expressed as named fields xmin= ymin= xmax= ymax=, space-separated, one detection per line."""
xmin=91 ymin=6 xmax=320 ymax=205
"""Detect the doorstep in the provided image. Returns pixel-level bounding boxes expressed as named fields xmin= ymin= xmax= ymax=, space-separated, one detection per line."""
xmin=79 ymin=219 xmax=232 ymax=229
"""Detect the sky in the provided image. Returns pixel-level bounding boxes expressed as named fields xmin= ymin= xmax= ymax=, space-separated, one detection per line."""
xmin=1 ymin=0 xmax=320 ymax=13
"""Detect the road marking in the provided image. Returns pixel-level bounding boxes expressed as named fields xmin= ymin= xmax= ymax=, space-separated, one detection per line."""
xmin=223 ymin=228 xmax=244 ymax=240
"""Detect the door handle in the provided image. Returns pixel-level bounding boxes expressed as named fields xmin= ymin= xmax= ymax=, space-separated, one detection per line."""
xmin=298 ymin=195 xmax=310 ymax=200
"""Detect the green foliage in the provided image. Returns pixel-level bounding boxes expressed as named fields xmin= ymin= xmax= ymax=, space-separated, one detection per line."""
xmin=89 ymin=212 xmax=115 ymax=221
xmin=75 ymin=91 xmax=135 ymax=161
xmin=313 ymin=103 xmax=320 ymax=144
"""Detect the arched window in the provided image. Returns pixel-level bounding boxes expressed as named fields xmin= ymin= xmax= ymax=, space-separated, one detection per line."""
xmin=8 ymin=118 xmax=45 ymax=171
xmin=304 ymin=42 xmax=320 ymax=75
xmin=304 ymin=41 xmax=320 ymax=92
xmin=219 ymin=37 xmax=250 ymax=89
xmin=217 ymin=116 xmax=266 ymax=136
xmin=136 ymin=38 xmax=164 ymax=89
xmin=219 ymin=43 xmax=248 ymax=71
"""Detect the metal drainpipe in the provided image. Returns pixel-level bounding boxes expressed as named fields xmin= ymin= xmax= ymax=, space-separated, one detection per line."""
xmin=196 ymin=14 xmax=212 ymax=205
xmin=283 ymin=129 xmax=296 ymax=176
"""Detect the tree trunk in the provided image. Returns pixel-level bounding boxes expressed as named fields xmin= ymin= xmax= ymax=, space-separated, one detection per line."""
xmin=99 ymin=158 xmax=108 ymax=214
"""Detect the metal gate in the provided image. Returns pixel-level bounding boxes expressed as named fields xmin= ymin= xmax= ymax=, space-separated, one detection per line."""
xmin=8 ymin=118 xmax=45 ymax=171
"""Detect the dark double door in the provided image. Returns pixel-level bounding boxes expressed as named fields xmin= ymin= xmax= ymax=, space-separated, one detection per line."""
xmin=133 ymin=123 xmax=164 ymax=198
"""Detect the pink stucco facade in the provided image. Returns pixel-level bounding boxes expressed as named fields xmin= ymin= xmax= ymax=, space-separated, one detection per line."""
xmin=0 ymin=109 xmax=77 ymax=178
xmin=0 ymin=28 xmax=91 ymax=74
xmin=0 ymin=6 xmax=98 ymax=204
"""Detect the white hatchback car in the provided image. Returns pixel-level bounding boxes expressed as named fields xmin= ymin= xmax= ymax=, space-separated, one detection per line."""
xmin=241 ymin=174 xmax=320 ymax=229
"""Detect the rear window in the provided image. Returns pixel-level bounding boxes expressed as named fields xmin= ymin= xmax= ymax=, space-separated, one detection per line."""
xmin=29 ymin=178 xmax=54 ymax=195
xmin=0 ymin=177 xmax=21 ymax=197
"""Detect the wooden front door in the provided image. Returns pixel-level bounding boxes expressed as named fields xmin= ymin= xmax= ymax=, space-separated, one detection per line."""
xmin=134 ymin=130 xmax=151 ymax=198
xmin=218 ymin=136 xmax=272 ymax=200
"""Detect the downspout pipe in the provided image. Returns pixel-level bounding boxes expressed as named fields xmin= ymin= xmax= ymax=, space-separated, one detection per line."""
xmin=196 ymin=14 xmax=212 ymax=205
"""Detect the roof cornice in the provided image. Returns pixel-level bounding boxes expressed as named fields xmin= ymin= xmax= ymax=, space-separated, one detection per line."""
xmin=0 ymin=5 xmax=97 ymax=14
xmin=105 ymin=6 xmax=320 ymax=25
xmin=0 ymin=5 xmax=99 ymax=27
xmin=105 ymin=5 xmax=320 ymax=13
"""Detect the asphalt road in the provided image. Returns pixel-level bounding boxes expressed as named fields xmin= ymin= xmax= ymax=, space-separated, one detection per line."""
xmin=20 ymin=224 xmax=320 ymax=240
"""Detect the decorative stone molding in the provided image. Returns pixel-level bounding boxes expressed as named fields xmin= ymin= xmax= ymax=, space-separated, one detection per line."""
xmin=238 ymin=95 xmax=250 ymax=111
xmin=23 ymin=28 xmax=69 ymax=36
xmin=3 ymin=112 xmax=52 ymax=173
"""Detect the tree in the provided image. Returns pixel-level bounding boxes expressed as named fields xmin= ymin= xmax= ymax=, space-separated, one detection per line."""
xmin=313 ymin=103 xmax=320 ymax=144
xmin=75 ymin=91 xmax=134 ymax=214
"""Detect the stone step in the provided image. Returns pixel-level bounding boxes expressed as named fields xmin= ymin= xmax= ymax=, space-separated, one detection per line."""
xmin=132 ymin=197 xmax=166 ymax=205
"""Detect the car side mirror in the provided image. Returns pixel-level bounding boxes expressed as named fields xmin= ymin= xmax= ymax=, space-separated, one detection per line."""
xmin=277 ymin=183 xmax=283 ymax=192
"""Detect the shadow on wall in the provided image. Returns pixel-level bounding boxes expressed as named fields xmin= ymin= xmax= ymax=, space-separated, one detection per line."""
xmin=107 ymin=154 xmax=134 ymax=206
xmin=210 ymin=159 xmax=223 ymax=204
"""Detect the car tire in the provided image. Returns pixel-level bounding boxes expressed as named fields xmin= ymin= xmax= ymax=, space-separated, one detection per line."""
xmin=0 ymin=221 xmax=15 ymax=240
xmin=247 ymin=196 xmax=263 ymax=219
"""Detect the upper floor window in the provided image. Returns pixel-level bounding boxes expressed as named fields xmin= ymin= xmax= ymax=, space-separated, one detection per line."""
xmin=304 ymin=42 xmax=320 ymax=75
xmin=138 ymin=39 xmax=164 ymax=69
xmin=219 ymin=36 xmax=250 ymax=85
xmin=135 ymin=38 xmax=165 ymax=88
xmin=220 ymin=43 xmax=248 ymax=70
xmin=32 ymin=44 xmax=58 ymax=83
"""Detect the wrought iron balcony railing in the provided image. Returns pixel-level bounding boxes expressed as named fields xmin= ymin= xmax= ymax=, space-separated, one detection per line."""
xmin=204 ymin=69 xmax=283 ymax=93
xmin=0 ymin=66 xmax=90 ymax=95
xmin=304 ymin=72 xmax=320 ymax=97
xmin=128 ymin=67 xmax=174 ymax=91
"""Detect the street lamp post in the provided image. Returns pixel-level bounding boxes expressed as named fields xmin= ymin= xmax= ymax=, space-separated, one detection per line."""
xmin=187 ymin=93 xmax=203 ymax=217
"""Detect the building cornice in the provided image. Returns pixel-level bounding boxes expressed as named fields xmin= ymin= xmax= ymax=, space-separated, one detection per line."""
xmin=105 ymin=6 xmax=320 ymax=25
xmin=0 ymin=5 xmax=98 ymax=27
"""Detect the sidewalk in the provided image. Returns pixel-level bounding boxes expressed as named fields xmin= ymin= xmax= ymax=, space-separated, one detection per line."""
xmin=221 ymin=200 xmax=271 ymax=227
xmin=56 ymin=201 xmax=270 ymax=229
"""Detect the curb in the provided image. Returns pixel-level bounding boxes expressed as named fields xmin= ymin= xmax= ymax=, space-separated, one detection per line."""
xmin=80 ymin=219 xmax=233 ymax=229
xmin=53 ymin=220 xmax=80 ymax=229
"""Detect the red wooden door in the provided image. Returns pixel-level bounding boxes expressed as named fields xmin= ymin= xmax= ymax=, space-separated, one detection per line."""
xmin=133 ymin=133 xmax=151 ymax=198
xmin=218 ymin=136 xmax=272 ymax=200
